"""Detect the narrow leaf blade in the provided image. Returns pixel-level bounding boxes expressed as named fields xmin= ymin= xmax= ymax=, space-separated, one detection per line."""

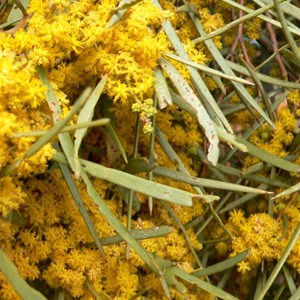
xmin=74 ymin=75 xmax=107 ymax=156
xmin=192 ymin=250 xmax=249 ymax=276
xmin=159 ymin=57 xmax=219 ymax=165
xmin=81 ymin=159 xmax=207 ymax=206
xmin=0 ymin=249 xmax=47 ymax=300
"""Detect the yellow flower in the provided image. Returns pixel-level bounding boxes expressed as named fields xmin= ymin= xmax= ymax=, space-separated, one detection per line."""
xmin=0 ymin=177 xmax=25 ymax=217
xmin=0 ymin=273 xmax=20 ymax=300
xmin=229 ymin=213 xmax=283 ymax=272
xmin=229 ymin=209 xmax=245 ymax=227
xmin=287 ymin=90 xmax=300 ymax=105
xmin=237 ymin=261 xmax=251 ymax=274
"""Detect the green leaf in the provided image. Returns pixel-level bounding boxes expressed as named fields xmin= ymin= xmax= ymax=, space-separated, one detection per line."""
xmin=99 ymin=226 xmax=173 ymax=245
xmin=278 ymin=1 xmax=300 ymax=21
xmin=37 ymin=65 xmax=77 ymax=171
xmin=223 ymin=91 xmax=290 ymax=163
xmin=283 ymin=265 xmax=297 ymax=294
xmin=274 ymin=0 xmax=300 ymax=66
xmin=282 ymin=49 xmax=300 ymax=68
xmin=219 ymin=0 xmax=299 ymax=38
xmin=80 ymin=170 xmax=162 ymax=275
xmin=0 ymin=84 xmax=92 ymax=177
xmin=173 ymin=268 xmax=239 ymax=300
xmin=81 ymin=159 xmax=203 ymax=206
xmin=74 ymin=76 xmax=107 ymax=156
xmin=0 ymin=249 xmax=47 ymax=300
xmin=164 ymin=52 xmax=254 ymax=85
xmin=0 ymin=20 xmax=19 ymax=30
xmin=13 ymin=119 xmax=110 ymax=138
xmin=192 ymin=250 xmax=249 ymax=276
xmin=23 ymin=88 xmax=91 ymax=158
xmin=152 ymin=0 xmax=234 ymax=135
xmin=272 ymin=182 xmax=300 ymax=199
xmin=56 ymin=144 xmax=106 ymax=258
xmin=239 ymin=56 xmax=273 ymax=121
xmin=236 ymin=138 xmax=300 ymax=173
xmin=74 ymin=75 xmax=108 ymax=176
xmin=107 ymin=0 xmax=132 ymax=28
xmin=219 ymin=184 xmax=268 ymax=214
xmin=153 ymin=166 xmax=270 ymax=194
xmin=37 ymin=66 xmax=62 ymax=119
xmin=3 ymin=210 xmax=27 ymax=226
xmin=176 ymin=3 xmax=199 ymax=15
xmin=226 ymin=60 xmax=300 ymax=89
xmin=274 ymin=284 xmax=287 ymax=300
xmin=210 ymin=161 xmax=289 ymax=188
xmin=105 ymin=123 xmax=128 ymax=163
xmin=154 ymin=67 xmax=172 ymax=109
xmin=118 ymin=186 xmax=141 ymax=211
xmin=124 ymin=157 xmax=156 ymax=175
xmin=289 ymin=286 xmax=300 ymax=300
xmin=159 ymin=57 xmax=220 ymax=166
xmin=210 ymin=73 xmax=226 ymax=94
xmin=8 ymin=0 xmax=29 ymax=23
xmin=214 ymin=123 xmax=248 ymax=152
xmin=111 ymin=0 xmax=142 ymax=11
xmin=189 ymin=14 xmax=275 ymax=128
xmin=100 ymin=96 xmax=128 ymax=163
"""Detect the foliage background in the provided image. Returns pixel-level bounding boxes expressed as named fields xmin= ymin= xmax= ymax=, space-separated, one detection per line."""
xmin=1 ymin=0 xmax=300 ymax=299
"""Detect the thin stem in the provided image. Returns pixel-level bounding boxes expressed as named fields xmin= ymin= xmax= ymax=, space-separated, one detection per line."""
xmin=125 ymin=116 xmax=141 ymax=259
xmin=160 ymin=201 xmax=207 ymax=276
xmin=265 ymin=11 xmax=288 ymax=81
xmin=13 ymin=119 xmax=110 ymax=138
xmin=148 ymin=96 xmax=158 ymax=215
xmin=274 ymin=0 xmax=300 ymax=66
xmin=226 ymin=0 xmax=244 ymax=61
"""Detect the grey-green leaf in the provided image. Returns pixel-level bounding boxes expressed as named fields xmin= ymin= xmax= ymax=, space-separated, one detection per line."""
xmin=164 ymin=52 xmax=254 ymax=86
xmin=74 ymin=76 xmax=108 ymax=176
xmin=159 ymin=57 xmax=219 ymax=166
xmin=74 ymin=75 xmax=107 ymax=156
xmin=236 ymin=138 xmax=300 ymax=173
xmin=107 ymin=0 xmax=131 ymax=28
xmin=153 ymin=166 xmax=270 ymax=194
xmin=192 ymin=250 xmax=249 ymax=276
xmin=0 ymin=249 xmax=47 ymax=300
xmin=173 ymin=268 xmax=240 ymax=300
xmin=81 ymin=159 xmax=208 ymax=206
xmin=154 ymin=68 xmax=172 ymax=109
xmin=272 ymin=182 xmax=300 ymax=199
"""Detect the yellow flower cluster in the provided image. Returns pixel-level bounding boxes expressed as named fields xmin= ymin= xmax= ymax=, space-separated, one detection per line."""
xmin=228 ymin=210 xmax=284 ymax=273
xmin=132 ymin=98 xmax=157 ymax=133
xmin=250 ymin=109 xmax=295 ymax=155
xmin=243 ymin=4 xmax=263 ymax=40
xmin=287 ymin=89 xmax=300 ymax=116
xmin=2 ymin=0 xmax=300 ymax=298
xmin=0 ymin=37 xmax=54 ymax=175
xmin=237 ymin=107 xmax=297 ymax=171
xmin=0 ymin=177 xmax=25 ymax=216
xmin=0 ymin=0 xmax=172 ymax=176
xmin=272 ymin=193 xmax=300 ymax=274
xmin=0 ymin=169 xmax=205 ymax=298
xmin=225 ymin=201 xmax=300 ymax=285
xmin=0 ymin=0 xmax=225 ymax=174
